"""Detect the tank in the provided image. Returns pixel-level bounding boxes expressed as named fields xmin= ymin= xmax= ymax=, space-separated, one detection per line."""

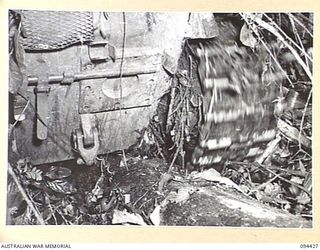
xmin=8 ymin=11 xmax=219 ymax=166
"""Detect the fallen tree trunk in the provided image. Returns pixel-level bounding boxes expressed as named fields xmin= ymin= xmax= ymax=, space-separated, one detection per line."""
xmin=161 ymin=181 xmax=311 ymax=227
xmin=111 ymin=158 xmax=311 ymax=227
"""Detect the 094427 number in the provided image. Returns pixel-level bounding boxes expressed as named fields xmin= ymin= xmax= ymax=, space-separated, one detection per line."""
xmin=300 ymin=244 xmax=319 ymax=248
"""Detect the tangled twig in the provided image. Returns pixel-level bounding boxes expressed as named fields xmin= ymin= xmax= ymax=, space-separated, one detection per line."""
xmin=241 ymin=13 xmax=313 ymax=81
xmin=257 ymin=163 xmax=311 ymax=197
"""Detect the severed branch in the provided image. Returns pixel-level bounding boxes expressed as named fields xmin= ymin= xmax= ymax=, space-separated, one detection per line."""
xmin=7 ymin=163 xmax=45 ymax=225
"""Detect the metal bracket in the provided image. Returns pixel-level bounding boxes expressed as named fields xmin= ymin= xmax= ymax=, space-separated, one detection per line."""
xmin=61 ymin=71 xmax=75 ymax=85
xmin=73 ymin=114 xmax=100 ymax=165
xmin=89 ymin=41 xmax=116 ymax=62
xmin=34 ymin=75 xmax=51 ymax=140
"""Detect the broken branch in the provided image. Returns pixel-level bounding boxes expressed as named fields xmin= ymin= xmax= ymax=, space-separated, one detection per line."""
xmin=8 ymin=163 xmax=45 ymax=225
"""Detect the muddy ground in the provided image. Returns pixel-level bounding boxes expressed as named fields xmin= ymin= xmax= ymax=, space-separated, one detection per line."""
xmin=7 ymin=153 xmax=310 ymax=227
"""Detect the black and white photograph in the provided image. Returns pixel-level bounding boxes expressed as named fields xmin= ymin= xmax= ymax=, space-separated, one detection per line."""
xmin=7 ymin=10 xmax=313 ymax=227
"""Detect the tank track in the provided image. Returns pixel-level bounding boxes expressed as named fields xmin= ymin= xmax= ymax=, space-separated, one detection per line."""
xmin=191 ymin=40 xmax=281 ymax=166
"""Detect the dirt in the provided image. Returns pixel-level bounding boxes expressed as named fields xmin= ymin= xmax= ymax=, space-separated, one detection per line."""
xmin=68 ymin=154 xmax=311 ymax=227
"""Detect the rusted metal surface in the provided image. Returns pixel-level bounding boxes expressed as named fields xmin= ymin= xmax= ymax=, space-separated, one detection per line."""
xmin=79 ymin=74 xmax=154 ymax=114
xmin=78 ymin=52 xmax=161 ymax=113
xmin=15 ymin=85 xmax=78 ymax=165
xmin=14 ymin=84 xmax=158 ymax=165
